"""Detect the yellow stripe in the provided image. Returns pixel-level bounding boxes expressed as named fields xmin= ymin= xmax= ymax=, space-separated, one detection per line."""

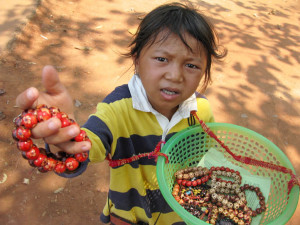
xmin=110 ymin=164 xmax=158 ymax=194
xmin=81 ymin=128 xmax=107 ymax=163
xmin=95 ymin=99 xmax=163 ymax=137
xmin=196 ymin=98 xmax=215 ymax=122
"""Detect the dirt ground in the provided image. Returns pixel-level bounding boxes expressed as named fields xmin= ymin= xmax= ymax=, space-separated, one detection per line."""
xmin=0 ymin=0 xmax=299 ymax=224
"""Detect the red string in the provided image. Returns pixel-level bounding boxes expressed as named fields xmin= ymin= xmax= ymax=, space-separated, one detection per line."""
xmin=191 ymin=111 xmax=299 ymax=195
xmin=106 ymin=140 xmax=168 ymax=167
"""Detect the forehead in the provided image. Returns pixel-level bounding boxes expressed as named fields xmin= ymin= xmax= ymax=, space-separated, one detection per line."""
xmin=147 ymin=30 xmax=206 ymax=56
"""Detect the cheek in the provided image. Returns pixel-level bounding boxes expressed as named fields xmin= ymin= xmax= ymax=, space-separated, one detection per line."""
xmin=187 ymin=74 xmax=202 ymax=88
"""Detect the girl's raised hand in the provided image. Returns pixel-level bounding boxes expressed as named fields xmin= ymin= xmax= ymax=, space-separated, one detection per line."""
xmin=15 ymin=65 xmax=91 ymax=154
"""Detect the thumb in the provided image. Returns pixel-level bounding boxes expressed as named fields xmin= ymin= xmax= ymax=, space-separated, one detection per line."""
xmin=42 ymin=65 xmax=66 ymax=96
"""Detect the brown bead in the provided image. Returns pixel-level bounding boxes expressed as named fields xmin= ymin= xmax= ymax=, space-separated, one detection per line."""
xmin=257 ymin=191 xmax=263 ymax=197
xmin=188 ymin=172 xmax=195 ymax=179
xmin=233 ymin=217 xmax=239 ymax=223
xmin=244 ymin=214 xmax=250 ymax=220
xmin=183 ymin=174 xmax=189 ymax=179
xmin=256 ymin=208 xmax=262 ymax=214
xmin=259 ymin=195 xmax=265 ymax=201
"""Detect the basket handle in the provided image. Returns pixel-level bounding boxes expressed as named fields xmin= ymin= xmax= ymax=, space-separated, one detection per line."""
xmin=191 ymin=111 xmax=300 ymax=195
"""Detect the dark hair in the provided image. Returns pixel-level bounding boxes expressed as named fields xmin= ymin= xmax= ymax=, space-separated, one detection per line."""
xmin=126 ymin=2 xmax=227 ymax=92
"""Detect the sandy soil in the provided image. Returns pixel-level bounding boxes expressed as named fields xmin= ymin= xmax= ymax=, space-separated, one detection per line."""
xmin=0 ymin=0 xmax=299 ymax=224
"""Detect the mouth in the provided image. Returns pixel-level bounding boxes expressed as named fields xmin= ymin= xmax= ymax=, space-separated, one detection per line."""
xmin=161 ymin=88 xmax=179 ymax=95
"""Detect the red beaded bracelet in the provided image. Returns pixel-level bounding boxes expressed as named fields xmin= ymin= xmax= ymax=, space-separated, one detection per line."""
xmin=12 ymin=104 xmax=90 ymax=174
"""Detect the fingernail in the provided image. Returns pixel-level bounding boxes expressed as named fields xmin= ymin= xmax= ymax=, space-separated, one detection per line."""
xmin=48 ymin=120 xmax=59 ymax=130
xmin=81 ymin=144 xmax=90 ymax=151
xmin=68 ymin=128 xmax=77 ymax=137
xmin=27 ymin=88 xmax=36 ymax=100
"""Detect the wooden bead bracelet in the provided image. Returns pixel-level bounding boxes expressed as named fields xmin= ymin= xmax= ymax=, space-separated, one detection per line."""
xmin=174 ymin=166 xmax=211 ymax=187
xmin=240 ymin=184 xmax=266 ymax=217
xmin=172 ymin=166 xmax=266 ymax=225
xmin=12 ymin=104 xmax=90 ymax=173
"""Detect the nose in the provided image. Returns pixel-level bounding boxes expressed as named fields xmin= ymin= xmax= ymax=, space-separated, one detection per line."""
xmin=164 ymin=63 xmax=183 ymax=82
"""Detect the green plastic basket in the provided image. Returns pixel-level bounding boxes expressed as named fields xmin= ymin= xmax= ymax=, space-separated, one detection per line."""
xmin=157 ymin=123 xmax=299 ymax=225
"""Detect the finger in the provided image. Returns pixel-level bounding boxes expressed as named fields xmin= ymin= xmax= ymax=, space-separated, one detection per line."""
xmin=43 ymin=124 xmax=81 ymax=144
xmin=15 ymin=87 xmax=39 ymax=109
xmin=42 ymin=65 xmax=67 ymax=96
xmin=56 ymin=140 xmax=91 ymax=154
xmin=31 ymin=117 xmax=62 ymax=139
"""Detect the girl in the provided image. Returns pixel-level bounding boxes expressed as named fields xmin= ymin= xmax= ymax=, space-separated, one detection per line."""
xmin=15 ymin=2 xmax=226 ymax=224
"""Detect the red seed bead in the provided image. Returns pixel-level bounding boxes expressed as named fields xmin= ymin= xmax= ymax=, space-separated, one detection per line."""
xmin=196 ymin=179 xmax=202 ymax=185
xmin=177 ymin=179 xmax=182 ymax=185
xmin=16 ymin=127 xmax=31 ymax=141
xmin=54 ymin=162 xmax=67 ymax=173
xmin=36 ymin=107 xmax=52 ymax=122
xmin=24 ymin=108 xmax=37 ymax=116
xmin=52 ymin=112 xmax=64 ymax=120
xmin=74 ymin=130 xmax=88 ymax=142
xmin=49 ymin=106 xmax=60 ymax=115
xmin=61 ymin=117 xmax=71 ymax=128
xmin=65 ymin=157 xmax=79 ymax=171
xmin=43 ymin=157 xmax=57 ymax=171
xmin=181 ymin=180 xmax=187 ymax=186
xmin=22 ymin=113 xmax=38 ymax=129
xmin=192 ymin=180 xmax=197 ymax=187
xmin=17 ymin=139 xmax=33 ymax=151
xmin=186 ymin=181 xmax=192 ymax=187
xmin=34 ymin=154 xmax=47 ymax=167
xmin=75 ymin=152 xmax=88 ymax=162
xmin=54 ymin=112 xmax=68 ymax=121
xmin=25 ymin=145 xmax=40 ymax=160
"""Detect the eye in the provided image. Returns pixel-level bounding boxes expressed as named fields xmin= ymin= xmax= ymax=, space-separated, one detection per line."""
xmin=156 ymin=57 xmax=167 ymax=62
xmin=186 ymin=63 xmax=199 ymax=69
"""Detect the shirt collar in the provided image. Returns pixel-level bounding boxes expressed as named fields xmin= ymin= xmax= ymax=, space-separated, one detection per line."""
xmin=128 ymin=74 xmax=197 ymax=119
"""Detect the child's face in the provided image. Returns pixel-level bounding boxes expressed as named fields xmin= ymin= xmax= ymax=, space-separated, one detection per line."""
xmin=135 ymin=31 xmax=207 ymax=120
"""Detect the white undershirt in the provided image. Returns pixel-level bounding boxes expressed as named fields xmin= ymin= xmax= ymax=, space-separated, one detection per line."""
xmin=128 ymin=74 xmax=197 ymax=140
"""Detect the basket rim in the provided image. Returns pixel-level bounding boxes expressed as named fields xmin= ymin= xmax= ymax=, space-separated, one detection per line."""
xmin=157 ymin=123 xmax=299 ymax=225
